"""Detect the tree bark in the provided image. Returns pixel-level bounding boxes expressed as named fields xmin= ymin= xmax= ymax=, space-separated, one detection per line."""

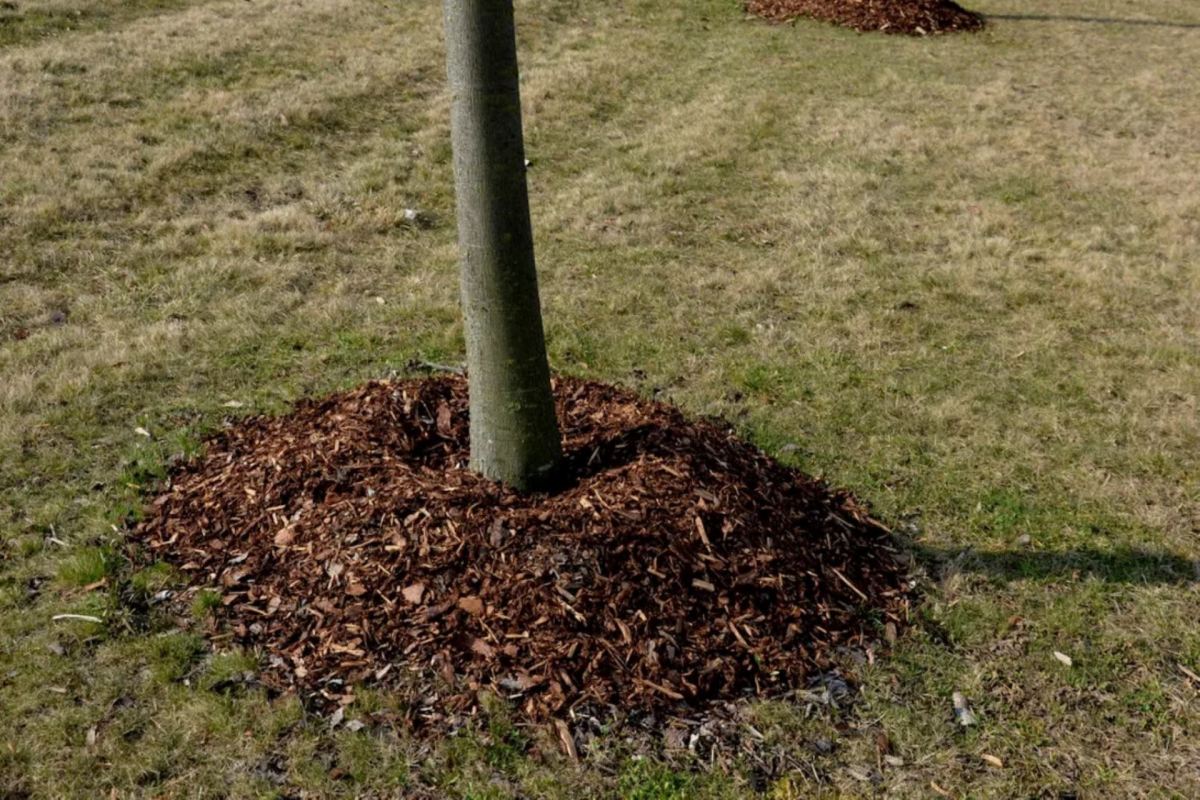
xmin=442 ymin=0 xmax=562 ymax=491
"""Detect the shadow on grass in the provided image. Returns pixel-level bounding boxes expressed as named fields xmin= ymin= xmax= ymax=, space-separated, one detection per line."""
xmin=916 ymin=545 xmax=1199 ymax=585
xmin=987 ymin=13 xmax=1200 ymax=30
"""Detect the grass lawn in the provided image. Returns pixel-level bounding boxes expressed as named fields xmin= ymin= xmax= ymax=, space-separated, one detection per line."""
xmin=2 ymin=0 xmax=1198 ymax=796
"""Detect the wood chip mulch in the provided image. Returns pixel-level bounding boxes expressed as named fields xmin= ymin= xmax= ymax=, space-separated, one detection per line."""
xmin=746 ymin=0 xmax=985 ymax=34
xmin=131 ymin=376 xmax=912 ymax=724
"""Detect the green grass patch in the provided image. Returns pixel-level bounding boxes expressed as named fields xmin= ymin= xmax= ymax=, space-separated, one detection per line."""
xmin=1 ymin=0 xmax=1198 ymax=795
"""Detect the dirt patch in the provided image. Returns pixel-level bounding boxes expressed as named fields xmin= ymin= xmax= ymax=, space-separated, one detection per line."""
xmin=131 ymin=376 xmax=911 ymax=724
xmin=746 ymin=0 xmax=985 ymax=34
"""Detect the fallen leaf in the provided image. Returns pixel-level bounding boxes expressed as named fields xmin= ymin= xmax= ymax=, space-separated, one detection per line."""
xmin=346 ymin=582 xmax=368 ymax=597
xmin=134 ymin=427 xmax=151 ymax=438
xmin=1053 ymin=651 xmax=1073 ymax=667
xmin=273 ymin=527 xmax=295 ymax=546
xmin=846 ymin=767 xmax=872 ymax=782
xmin=981 ymin=753 xmax=1004 ymax=768
xmin=402 ymin=583 xmax=425 ymax=605
xmin=930 ymin=781 xmax=954 ymax=798
xmin=436 ymin=402 xmax=452 ymax=435
xmin=470 ymin=637 xmax=496 ymax=658
xmin=499 ymin=675 xmax=530 ymax=692
xmin=457 ymin=596 xmax=484 ymax=616
xmin=329 ymin=706 xmax=344 ymax=728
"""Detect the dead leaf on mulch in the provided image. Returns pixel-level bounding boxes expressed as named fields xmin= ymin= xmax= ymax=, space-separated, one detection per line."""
xmin=457 ymin=596 xmax=484 ymax=616
xmin=131 ymin=376 xmax=913 ymax=723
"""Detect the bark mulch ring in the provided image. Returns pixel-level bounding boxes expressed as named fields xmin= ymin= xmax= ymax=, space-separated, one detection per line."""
xmin=131 ymin=376 xmax=912 ymax=730
xmin=746 ymin=0 xmax=985 ymax=34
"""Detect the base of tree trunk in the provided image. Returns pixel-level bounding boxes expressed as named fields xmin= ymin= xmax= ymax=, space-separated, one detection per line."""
xmin=746 ymin=0 xmax=985 ymax=34
xmin=131 ymin=376 xmax=912 ymax=732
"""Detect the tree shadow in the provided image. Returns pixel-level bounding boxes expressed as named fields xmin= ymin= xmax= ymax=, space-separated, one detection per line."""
xmin=560 ymin=423 xmax=666 ymax=483
xmin=987 ymin=13 xmax=1200 ymax=30
xmin=914 ymin=544 xmax=1199 ymax=586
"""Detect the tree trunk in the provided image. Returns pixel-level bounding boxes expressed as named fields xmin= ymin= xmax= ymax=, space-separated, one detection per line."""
xmin=442 ymin=0 xmax=562 ymax=491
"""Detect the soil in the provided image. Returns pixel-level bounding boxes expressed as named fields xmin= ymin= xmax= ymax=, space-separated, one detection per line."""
xmin=131 ymin=376 xmax=912 ymax=725
xmin=746 ymin=0 xmax=985 ymax=34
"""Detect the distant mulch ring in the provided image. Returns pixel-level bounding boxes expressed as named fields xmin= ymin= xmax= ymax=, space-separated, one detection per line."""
xmin=131 ymin=376 xmax=912 ymax=728
xmin=747 ymin=0 xmax=985 ymax=34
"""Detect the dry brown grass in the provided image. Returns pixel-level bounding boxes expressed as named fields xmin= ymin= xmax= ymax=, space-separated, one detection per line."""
xmin=1 ymin=0 xmax=1198 ymax=796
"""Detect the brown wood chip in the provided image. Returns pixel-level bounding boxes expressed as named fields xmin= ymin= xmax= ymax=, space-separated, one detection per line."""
xmin=128 ymin=375 xmax=911 ymax=723
xmin=458 ymin=596 xmax=484 ymax=616
xmin=745 ymin=0 xmax=985 ymax=35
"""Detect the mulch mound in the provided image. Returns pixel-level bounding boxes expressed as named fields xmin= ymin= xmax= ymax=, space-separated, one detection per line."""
xmin=746 ymin=0 xmax=985 ymax=34
xmin=132 ymin=376 xmax=911 ymax=724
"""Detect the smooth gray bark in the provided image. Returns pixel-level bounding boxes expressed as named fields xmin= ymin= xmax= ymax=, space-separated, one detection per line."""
xmin=442 ymin=0 xmax=562 ymax=491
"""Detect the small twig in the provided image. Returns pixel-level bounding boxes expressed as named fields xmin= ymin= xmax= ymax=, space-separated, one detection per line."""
xmin=407 ymin=359 xmax=465 ymax=375
xmin=47 ymin=525 xmax=68 ymax=547
xmin=831 ymin=568 xmax=869 ymax=601
xmin=553 ymin=719 xmax=578 ymax=761
xmin=52 ymin=614 xmax=103 ymax=623
xmin=635 ymin=678 xmax=684 ymax=700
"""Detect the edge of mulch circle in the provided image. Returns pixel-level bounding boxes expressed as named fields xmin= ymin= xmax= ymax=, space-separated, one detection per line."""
xmin=129 ymin=374 xmax=916 ymax=751
xmin=745 ymin=0 xmax=986 ymax=35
